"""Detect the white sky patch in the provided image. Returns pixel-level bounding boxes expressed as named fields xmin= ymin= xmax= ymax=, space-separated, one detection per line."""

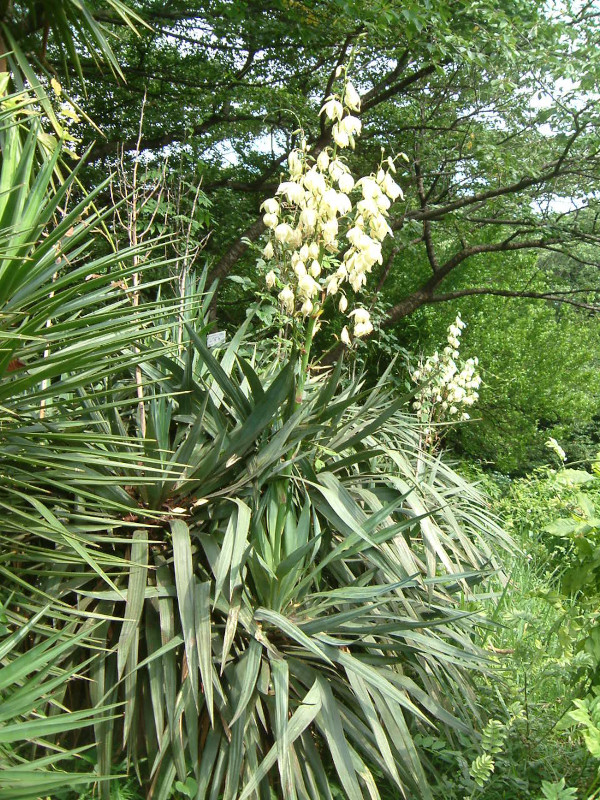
xmin=208 ymin=131 xmax=287 ymax=167
xmin=534 ymin=191 xmax=600 ymax=215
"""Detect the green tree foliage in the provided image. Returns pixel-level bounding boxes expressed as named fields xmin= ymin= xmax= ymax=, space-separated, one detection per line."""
xmin=6 ymin=0 xmax=600 ymax=470
xmin=13 ymin=0 xmax=596 ymax=323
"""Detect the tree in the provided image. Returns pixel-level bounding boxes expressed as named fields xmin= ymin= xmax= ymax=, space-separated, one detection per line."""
xmin=10 ymin=0 xmax=600 ymax=338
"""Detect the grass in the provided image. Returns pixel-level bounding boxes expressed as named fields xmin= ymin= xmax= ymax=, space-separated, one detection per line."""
xmin=460 ymin=467 xmax=600 ymax=799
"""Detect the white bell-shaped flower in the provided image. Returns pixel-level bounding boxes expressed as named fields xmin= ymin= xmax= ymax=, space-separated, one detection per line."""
xmin=301 ymin=298 xmax=313 ymax=317
xmin=317 ymin=150 xmax=330 ymax=171
xmin=321 ymin=97 xmax=344 ymax=121
xmin=278 ymin=285 xmax=295 ymax=313
xmin=266 ymin=270 xmax=277 ymax=289
xmin=288 ymin=150 xmax=303 ymax=177
xmin=274 ymin=223 xmax=294 ymax=243
xmin=344 ymin=81 xmax=361 ymax=112
xmin=338 ymin=172 xmax=355 ymax=193
xmin=339 ymin=115 xmax=361 ymax=137
xmin=332 ymin=123 xmax=350 ymax=148
xmin=383 ymin=173 xmax=403 ymax=200
xmin=261 ymin=198 xmax=280 ymax=215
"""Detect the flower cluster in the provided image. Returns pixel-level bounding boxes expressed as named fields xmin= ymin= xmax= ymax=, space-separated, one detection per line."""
xmin=260 ymin=76 xmax=405 ymax=344
xmin=411 ymin=315 xmax=481 ymax=431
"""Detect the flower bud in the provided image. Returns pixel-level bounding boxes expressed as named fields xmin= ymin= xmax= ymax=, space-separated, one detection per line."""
xmin=263 ymin=241 xmax=274 ymax=260
xmin=340 ymin=326 xmax=351 ymax=345
xmin=338 ymin=294 xmax=348 ymax=313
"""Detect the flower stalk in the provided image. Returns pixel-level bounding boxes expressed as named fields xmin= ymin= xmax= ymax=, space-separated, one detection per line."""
xmin=411 ymin=314 xmax=482 ymax=451
xmin=295 ymin=313 xmax=317 ymax=409
xmin=258 ymin=68 xmax=406 ymax=372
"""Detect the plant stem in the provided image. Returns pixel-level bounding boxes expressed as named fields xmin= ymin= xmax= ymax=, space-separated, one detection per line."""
xmin=283 ymin=315 xmax=316 ymax=484
xmin=277 ymin=318 xmax=317 ymax=581
xmin=294 ymin=314 xmax=317 ymax=410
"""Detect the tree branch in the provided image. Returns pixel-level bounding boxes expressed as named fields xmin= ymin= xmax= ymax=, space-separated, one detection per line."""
xmin=90 ymin=111 xmax=274 ymax=159
xmin=427 ymin=287 xmax=600 ymax=312
xmin=414 ymin=158 xmax=439 ymax=273
xmin=209 ymin=217 xmax=266 ymax=284
xmin=362 ymin=63 xmax=438 ymax=111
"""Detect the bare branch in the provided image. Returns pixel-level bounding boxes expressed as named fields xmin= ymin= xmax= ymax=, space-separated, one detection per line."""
xmin=414 ymin=157 xmax=439 ymax=273
xmin=427 ymin=287 xmax=600 ymax=312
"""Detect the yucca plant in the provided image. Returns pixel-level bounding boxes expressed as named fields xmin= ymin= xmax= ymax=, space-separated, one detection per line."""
xmin=1 ymin=281 xmax=510 ymax=800
xmin=83 ymin=326 xmax=510 ymax=800
xmin=0 ymin=92 xmax=191 ymax=794
xmin=0 ymin=602 xmax=120 ymax=800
